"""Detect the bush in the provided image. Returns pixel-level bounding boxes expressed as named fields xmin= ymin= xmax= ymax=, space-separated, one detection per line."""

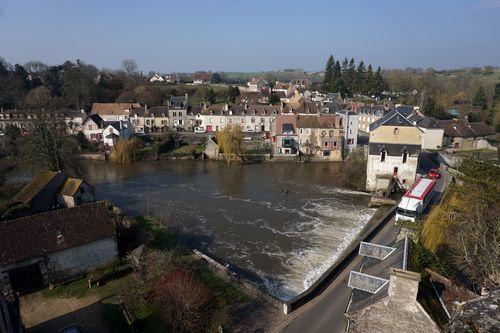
xmin=341 ymin=146 xmax=367 ymax=189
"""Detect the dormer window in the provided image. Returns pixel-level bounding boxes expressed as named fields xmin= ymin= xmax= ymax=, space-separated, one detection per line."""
xmin=252 ymin=109 xmax=256 ymax=115
xmin=394 ymin=128 xmax=399 ymax=135
xmin=273 ymin=110 xmax=277 ymax=115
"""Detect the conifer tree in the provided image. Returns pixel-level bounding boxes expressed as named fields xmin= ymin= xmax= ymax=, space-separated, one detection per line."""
xmin=472 ymin=86 xmax=488 ymax=110
xmin=323 ymin=55 xmax=335 ymax=90
xmin=374 ymin=66 xmax=385 ymax=94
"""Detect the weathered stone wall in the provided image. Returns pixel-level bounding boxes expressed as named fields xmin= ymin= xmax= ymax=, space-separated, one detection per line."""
xmin=45 ymin=238 xmax=118 ymax=282
xmin=366 ymin=154 xmax=418 ymax=191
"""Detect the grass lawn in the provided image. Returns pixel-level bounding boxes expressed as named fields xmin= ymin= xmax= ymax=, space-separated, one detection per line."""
xmin=171 ymin=143 xmax=205 ymax=156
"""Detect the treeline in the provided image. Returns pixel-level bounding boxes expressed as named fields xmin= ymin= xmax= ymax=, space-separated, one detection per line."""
xmin=322 ymin=55 xmax=386 ymax=97
xmin=0 ymin=57 xmax=245 ymax=111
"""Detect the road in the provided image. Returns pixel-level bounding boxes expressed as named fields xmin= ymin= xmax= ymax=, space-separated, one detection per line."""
xmin=279 ymin=214 xmax=398 ymax=333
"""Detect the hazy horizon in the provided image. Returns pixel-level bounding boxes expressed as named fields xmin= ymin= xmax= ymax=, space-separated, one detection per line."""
xmin=1 ymin=0 xmax=499 ymax=73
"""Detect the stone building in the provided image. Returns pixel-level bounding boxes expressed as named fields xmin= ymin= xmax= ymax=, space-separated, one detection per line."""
xmin=366 ymin=107 xmax=422 ymax=191
xmin=296 ymin=114 xmax=344 ymax=161
xmin=0 ymin=202 xmax=117 ymax=294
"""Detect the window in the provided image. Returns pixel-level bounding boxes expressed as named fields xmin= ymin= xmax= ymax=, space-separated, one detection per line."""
xmin=220 ymin=118 xmax=224 ymax=123
xmin=260 ymin=118 xmax=265 ymax=123
xmin=333 ymin=141 xmax=337 ymax=147
xmin=393 ymin=127 xmax=399 ymax=135
xmin=381 ymin=150 xmax=386 ymax=162
xmin=240 ymin=118 xmax=244 ymax=124
xmin=324 ymin=142 xmax=328 ymax=147
xmin=393 ymin=167 xmax=398 ymax=175
xmin=349 ymin=130 xmax=352 ymax=134
xmin=209 ymin=118 xmax=213 ymax=124
xmin=228 ymin=118 xmax=233 ymax=124
xmin=402 ymin=152 xmax=408 ymax=164
xmin=255 ymin=125 xmax=259 ymax=131
xmin=300 ymin=128 xmax=303 ymax=134
xmin=173 ymin=112 xmax=177 ymax=117
xmin=178 ymin=112 xmax=182 ymax=117
xmin=251 ymin=117 xmax=255 ymax=123
xmin=347 ymin=138 xmax=354 ymax=144
xmin=306 ymin=128 xmax=311 ymax=135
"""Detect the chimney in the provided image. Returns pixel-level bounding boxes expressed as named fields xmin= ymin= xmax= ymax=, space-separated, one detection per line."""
xmin=185 ymin=93 xmax=189 ymax=103
xmin=119 ymin=120 xmax=123 ymax=130
xmin=281 ymin=101 xmax=284 ymax=112
xmin=388 ymin=269 xmax=421 ymax=306
xmin=145 ymin=104 xmax=148 ymax=111
xmin=224 ymin=103 xmax=229 ymax=111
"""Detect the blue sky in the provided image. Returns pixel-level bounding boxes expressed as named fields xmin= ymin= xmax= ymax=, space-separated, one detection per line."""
xmin=0 ymin=0 xmax=499 ymax=72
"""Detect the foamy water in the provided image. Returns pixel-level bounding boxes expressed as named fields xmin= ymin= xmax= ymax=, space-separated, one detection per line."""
xmin=81 ymin=161 xmax=375 ymax=301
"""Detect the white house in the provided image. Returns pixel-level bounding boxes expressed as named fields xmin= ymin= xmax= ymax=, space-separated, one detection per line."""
xmin=149 ymin=73 xmax=165 ymax=83
xmin=366 ymin=107 xmax=423 ymax=191
xmin=414 ymin=117 xmax=444 ymax=150
xmin=103 ymin=120 xmax=134 ymax=146
xmin=337 ymin=110 xmax=359 ymax=154
xmin=90 ymin=103 xmax=141 ymax=122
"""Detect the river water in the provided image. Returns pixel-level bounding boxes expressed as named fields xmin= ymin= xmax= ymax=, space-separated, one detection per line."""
xmin=81 ymin=160 xmax=375 ymax=301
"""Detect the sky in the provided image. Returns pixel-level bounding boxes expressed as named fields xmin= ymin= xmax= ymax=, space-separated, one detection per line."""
xmin=0 ymin=0 xmax=499 ymax=73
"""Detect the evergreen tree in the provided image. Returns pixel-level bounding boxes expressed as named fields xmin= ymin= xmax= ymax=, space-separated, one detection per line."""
xmin=364 ymin=64 xmax=375 ymax=95
xmin=354 ymin=60 xmax=366 ymax=94
xmin=341 ymin=58 xmax=349 ymax=75
xmin=323 ymin=55 xmax=335 ymax=90
xmin=374 ymin=66 xmax=385 ymax=94
xmin=472 ymin=86 xmax=488 ymax=110
xmin=345 ymin=58 xmax=357 ymax=94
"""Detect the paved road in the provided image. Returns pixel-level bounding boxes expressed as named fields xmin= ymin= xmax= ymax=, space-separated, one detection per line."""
xmin=279 ymin=214 xmax=398 ymax=333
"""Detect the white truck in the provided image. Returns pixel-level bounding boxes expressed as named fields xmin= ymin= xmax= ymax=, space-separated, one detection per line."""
xmin=395 ymin=178 xmax=437 ymax=222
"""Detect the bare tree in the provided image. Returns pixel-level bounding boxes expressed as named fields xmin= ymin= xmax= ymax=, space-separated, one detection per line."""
xmin=151 ymin=268 xmax=216 ymax=333
xmin=121 ymin=59 xmax=138 ymax=76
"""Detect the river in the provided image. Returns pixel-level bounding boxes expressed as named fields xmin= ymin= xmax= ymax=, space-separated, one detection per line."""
xmin=80 ymin=160 xmax=375 ymax=301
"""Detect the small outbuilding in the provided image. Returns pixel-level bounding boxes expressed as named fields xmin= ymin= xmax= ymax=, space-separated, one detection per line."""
xmin=0 ymin=202 xmax=118 ymax=294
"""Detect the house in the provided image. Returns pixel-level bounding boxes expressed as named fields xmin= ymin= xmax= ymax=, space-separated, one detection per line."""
xmin=346 ymin=238 xmax=440 ymax=333
xmin=164 ymin=73 xmax=179 ymax=84
xmin=90 ymin=103 xmax=141 ymax=121
xmin=12 ymin=171 xmax=67 ymax=215
xmin=336 ymin=110 xmax=359 ymax=154
xmin=358 ymin=105 xmax=390 ymax=132
xmin=366 ymin=107 xmax=422 ymax=191
xmin=0 ymin=109 xmax=66 ymax=132
xmin=247 ymin=77 xmax=269 ymax=93
xmin=102 ymin=120 xmax=134 ymax=146
xmin=199 ymin=104 xmax=279 ymax=133
xmin=130 ymin=106 xmax=169 ymax=133
xmin=12 ymin=171 xmax=96 ymax=216
xmin=82 ymin=114 xmax=106 ymax=142
xmin=274 ymin=112 xmax=299 ymax=156
xmin=149 ymin=73 xmax=165 ymax=83
xmin=296 ymin=114 xmax=344 ymax=160
xmin=272 ymin=81 xmax=295 ymax=99
xmin=169 ymin=94 xmax=189 ymax=129
xmin=193 ymin=71 xmax=211 ymax=84
xmin=291 ymin=77 xmax=310 ymax=88
xmin=64 ymin=109 xmax=87 ymax=134
xmin=413 ymin=117 xmax=444 ymax=150
xmin=57 ymin=177 xmax=95 ymax=208
xmin=0 ymin=202 xmax=118 ymax=294
xmin=438 ymin=118 xmax=495 ymax=151
xmin=204 ymin=137 xmax=219 ymax=159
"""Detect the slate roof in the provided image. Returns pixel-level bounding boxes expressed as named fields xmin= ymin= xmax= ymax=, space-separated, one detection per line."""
xmin=416 ymin=117 xmax=441 ymax=129
xmin=13 ymin=171 xmax=59 ymax=204
xmin=90 ymin=103 xmax=140 ymax=115
xmin=170 ymin=95 xmax=188 ymax=108
xmin=369 ymin=107 xmax=419 ymax=132
xmin=0 ymin=202 xmax=116 ymax=266
xmin=148 ymin=106 xmax=169 ymax=116
xmin=84 ymin=114 xmax=105 ymax=128
xmin=438 ymin=120 xmax=495 ymax=138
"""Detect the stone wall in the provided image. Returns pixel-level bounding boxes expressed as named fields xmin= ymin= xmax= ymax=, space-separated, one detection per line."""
xmin=366 ymin=154 xmax=418 ymax=191
xmin=45 ymin=238 xmax=118 ymax=282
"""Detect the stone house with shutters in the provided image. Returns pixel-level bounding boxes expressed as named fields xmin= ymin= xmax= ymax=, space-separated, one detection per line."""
xmin=130 ymin=106 xmax=169 ymax=133
xmin=366 ymin=107 xmax=422 ymax=191
xmin=0 ymin=202 xmax=117 ymax=294
xmin=296 ymin=114 xmax=344 ymax=161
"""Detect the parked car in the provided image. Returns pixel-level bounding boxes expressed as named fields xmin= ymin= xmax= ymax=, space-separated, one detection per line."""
xmin=194 ymin=126 xmax=205 ymax=133
xmin=427 ymin=169 xmax=440 ymax=179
